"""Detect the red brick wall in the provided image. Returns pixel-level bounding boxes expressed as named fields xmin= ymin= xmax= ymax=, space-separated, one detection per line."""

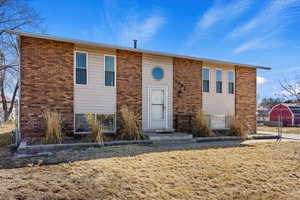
xmin=20 ymin=36 xmax=74 ymax=138
xmin=235 ymin=66 xmax=257 ymax=134
xmin=173 ymin=58 xmax=203 ymax=131
xmin=116 ymin=50 xmax=143 ymax=128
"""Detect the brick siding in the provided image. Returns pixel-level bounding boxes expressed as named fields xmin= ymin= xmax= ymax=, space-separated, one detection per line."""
xmin=116 ymin=50 xmax=143 ymax=129
xmin=235 ymin=66 xmax=257 ymax=134
xmin=20 ymin=36 xmax=74 ymax=138
xmin=173 ymin=58 xmax=203 ymax=132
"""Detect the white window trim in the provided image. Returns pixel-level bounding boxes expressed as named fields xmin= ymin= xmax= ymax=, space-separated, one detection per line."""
xmin=215 ymin=68 xmax=223 ymax=93
xmin=227 ymin=70 xmax=235 ymax=94
xmin=202 ymin=67 xmax=210 ymax=93
xmin=74 ymin=51 xmax=88 ymax=85
xmin=74 ymin=113 xmax=116 ymax=134
xmin=104 ymin=54 xmax=117 ymax=87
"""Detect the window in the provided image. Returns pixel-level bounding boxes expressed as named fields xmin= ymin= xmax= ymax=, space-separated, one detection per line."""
xmin=105 ymin=55 xmax=115 ymax=86
xmin=75 ymin=52 xmax=87 ymax=84
xmin=75 ymin=114 xmax=90 ymax=132
xmin=216 ymin=69 xmax=222 ymax=93
xmin=75 ymin=113 xmax=115 ymax=133
xmin=202 ymin=68 xmax=210 ymax=92
xmin=96 ymin=114 xmax=115 ymax=132
xmin=228 ymin=71 xmax=234 ymax=94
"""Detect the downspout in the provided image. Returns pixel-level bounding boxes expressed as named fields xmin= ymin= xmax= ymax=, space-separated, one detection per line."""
xmin=17 ymin=34 xmax=21 ymax=144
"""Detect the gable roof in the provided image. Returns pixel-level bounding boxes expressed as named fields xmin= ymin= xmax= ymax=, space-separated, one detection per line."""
xmin=6 ymin=30 xmax=271 ymax=70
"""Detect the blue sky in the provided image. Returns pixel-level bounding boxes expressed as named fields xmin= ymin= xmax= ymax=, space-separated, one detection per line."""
xmin=30 ymin=0 xmax=300 ymax=102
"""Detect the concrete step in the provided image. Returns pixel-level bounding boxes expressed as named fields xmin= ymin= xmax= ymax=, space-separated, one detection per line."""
xmin=143 ymin=132 xmax=193 ymax=142
xmin=143 ymin=128 xmax=175 ymax=133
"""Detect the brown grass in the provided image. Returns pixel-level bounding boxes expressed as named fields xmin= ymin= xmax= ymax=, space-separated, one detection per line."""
xmin=118 ymin=106 xmax=142 ymax=140
xmin=0 ymin=123 xmax=15 ymax=147
xmin=0 ymin=142 xmax=299 ymax=200
xmin=192 ymin=110 xmax=212 ymax=137
xmin=43 ymin=110 xmax=62 ymax=144
xmin=86 ymin=113 xmax=104 ymax=144
xmin=258 ymin=125 xmax=300 ymax=134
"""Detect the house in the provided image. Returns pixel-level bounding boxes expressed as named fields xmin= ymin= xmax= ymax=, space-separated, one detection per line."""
xmin=8 ymin=30 xmax=270 ymax=139
xmin=269 ymin=103 xmax=300 ymax=126
xmin=257 ymin=105 xmax=269 ymax=124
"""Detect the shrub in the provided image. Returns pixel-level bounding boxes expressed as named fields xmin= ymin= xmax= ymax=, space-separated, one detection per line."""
xmin=228 ymin=116 xmax=248 ymax=139
xmin=86 ymin=113 xmax=104 ymax=145
xmin=43 ymin=110 xmax=62 ymax=144
xmin=192 ymin=110 xmax=212 ymax=137
xmin=118 ymin=106 xmax=142 ymax=140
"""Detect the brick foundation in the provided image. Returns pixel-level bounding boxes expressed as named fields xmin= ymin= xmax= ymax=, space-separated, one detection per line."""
xmin=116 ymin=50 xmax=143 ymax=129
xmin=173 ymin=58 xmax=203 ymax=132
xmin=235 ymin=66 xmax=257 ymax=134
xmin=20 ymin=36 xmax=74 ymax=138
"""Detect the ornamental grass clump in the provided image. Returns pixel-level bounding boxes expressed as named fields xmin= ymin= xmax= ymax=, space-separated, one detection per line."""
xmin=43 ymin=110 xmax=62 ymax=144
xmin=119 ymin=106 xmax=142 ymax=140
xmin=192 ymin=110 xmax=212 ymax=137
xmin=228 ymin=116 xmax=248 ymax=139
xmin=86 ymin=113 xmax=104 ymax=145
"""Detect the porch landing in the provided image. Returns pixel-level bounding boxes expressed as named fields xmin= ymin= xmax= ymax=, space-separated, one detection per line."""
xmin=143 ymin=132 xmax=194 ymax=143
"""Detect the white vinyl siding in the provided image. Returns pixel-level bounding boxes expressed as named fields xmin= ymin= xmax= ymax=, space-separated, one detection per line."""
xmin=142 ymin=54 xmax=173 ymax=130
xmin=203 ymin=64 xmax=235 ymax=116
xmin=74 ymin=45 xmax=116 ymax=123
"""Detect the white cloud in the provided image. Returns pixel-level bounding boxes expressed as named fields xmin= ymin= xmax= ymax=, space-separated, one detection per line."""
xmin=229 ymin=0 xmax=300 ymax=53
xmin=234 ymin=38 xmax=265 ymax=53
xmin=184 ymin=0 xmax=251 ymax=48
xmin=197 ymin=0 xmax=251 ymax=30
xmin=233 ymin=34 xmax=281 ymax=53
xmin=118 ymin=15 xmax=165 ymax=45
xmin=257 ymin=76 xmax=267 ymax=84
xmin=228 ymin=0 xmax=300 ymax=38
xmin=84 ymin=0 xmax=165 ymax=47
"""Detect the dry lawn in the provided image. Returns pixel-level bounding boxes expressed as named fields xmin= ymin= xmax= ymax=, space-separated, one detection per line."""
xmin=258 ymin=125 xmax=300 ymax=134
xmin=0 ymin=142 xmax=300 ymax=200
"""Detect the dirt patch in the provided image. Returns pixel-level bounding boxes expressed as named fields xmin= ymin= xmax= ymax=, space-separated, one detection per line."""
xmin=0 ymin=142 xmax=300 ymax=200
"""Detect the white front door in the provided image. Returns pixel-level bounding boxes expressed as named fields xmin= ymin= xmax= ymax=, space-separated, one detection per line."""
xmin=150 ymin=87 xmax=167 ymax=129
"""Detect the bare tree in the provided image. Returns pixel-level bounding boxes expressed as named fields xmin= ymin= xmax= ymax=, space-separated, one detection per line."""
xmin=0 ymin=0 xmax=42 ymax=122
xmin=279 ymin=74 xmax=300 ymax=103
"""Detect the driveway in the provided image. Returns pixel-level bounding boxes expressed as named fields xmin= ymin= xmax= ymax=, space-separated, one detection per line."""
xmin=257 ymin=131 xmax=300 ymax=141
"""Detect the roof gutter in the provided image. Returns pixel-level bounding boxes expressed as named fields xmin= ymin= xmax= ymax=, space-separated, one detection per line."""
xmin=6 ymin=30 xmax=271 ymax=70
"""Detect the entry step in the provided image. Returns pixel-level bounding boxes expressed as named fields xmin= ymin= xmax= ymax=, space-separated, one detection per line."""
xmin=143 ymin=132 xmax=193 ymax=142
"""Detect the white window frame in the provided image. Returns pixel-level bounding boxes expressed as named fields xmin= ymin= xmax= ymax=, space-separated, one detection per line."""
xmin=74 ymin=51 xmax=88 ymax=85
xmin=215 ymin=68 xmax=223 ymax=94
xmin=74 ymin=113 xmax=116 ymax=134
xmin=227 ymin=70 xmax=235 ymax=94
xmin=202 ymin=67 xmax=210 ymax=93
xmin=104 ymin=55 xmax=116 ymax=87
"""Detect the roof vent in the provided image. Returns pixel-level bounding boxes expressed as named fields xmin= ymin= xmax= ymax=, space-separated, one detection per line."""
xmin=133 ymin=39 xmax=137 ymax=48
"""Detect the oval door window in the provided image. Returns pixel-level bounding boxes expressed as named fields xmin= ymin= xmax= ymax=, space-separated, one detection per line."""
xmin=152 ymin=67 xmax=164 ymax=80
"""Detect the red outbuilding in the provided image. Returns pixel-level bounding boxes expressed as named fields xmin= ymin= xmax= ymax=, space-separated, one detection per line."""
xmin=269 ymin=103 xmax=300 ymax=126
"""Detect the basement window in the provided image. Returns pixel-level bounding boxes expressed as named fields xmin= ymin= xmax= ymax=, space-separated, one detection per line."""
xmin=75 ymin=52 xmax=87 ymax=84
xmin=75 ymin=114 xmax=115 ymax=133
xmin=202 ymin=68 xmax=210 ymax=92
xmin=216 ymin=69 xmax=222 ymax=93
xmin=104 ymin=55 xmax=115 ymax=86
xmin=228 ymin=71 xmax=234 ymax=94
xmin=75 ymin=114 xmax=90 ymax=133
